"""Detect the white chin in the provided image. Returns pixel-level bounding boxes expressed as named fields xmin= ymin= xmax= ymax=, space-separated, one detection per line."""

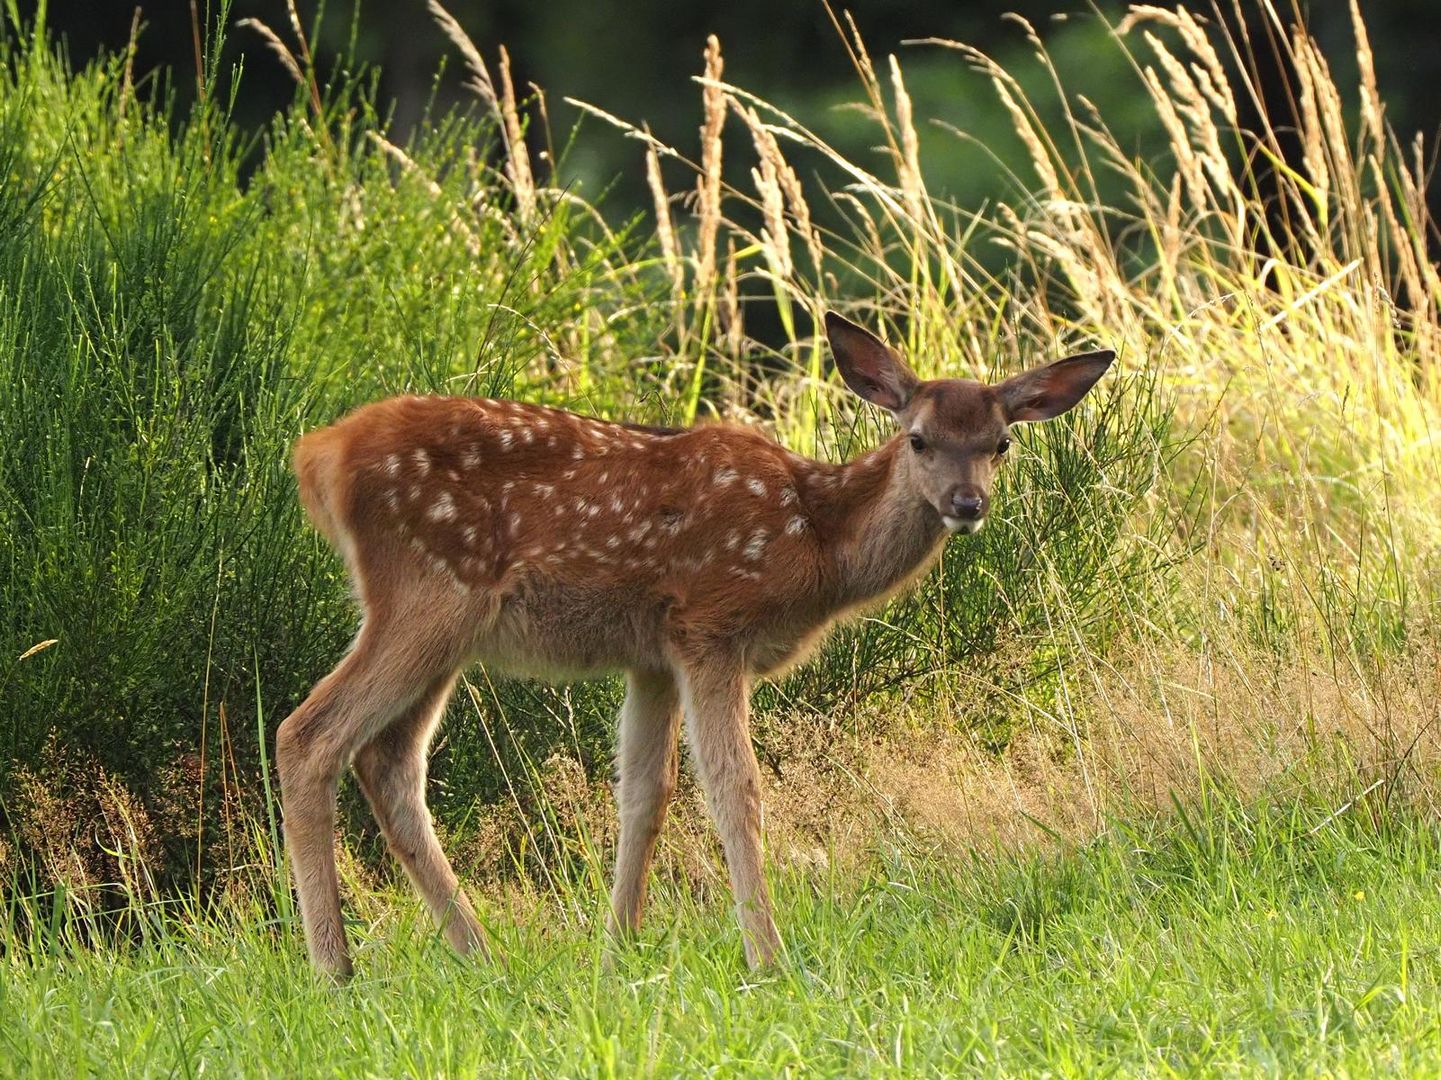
xmin=942 ymin=516 xmax=983 ymax=535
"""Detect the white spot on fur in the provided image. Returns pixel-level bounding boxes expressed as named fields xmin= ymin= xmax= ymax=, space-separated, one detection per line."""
xmin=498 ymin=431 xmax=513 ymax=450
xmin=780 ymin=486 xmax=799 ymax=507
xmin=724 ymin=531 xmax=740 ymax=551
xmin=408 ymin=485 xmax=422 ymax=502
xmin=427 ymin=492 xmax=457 ymax=521
xmin=609 ymin=494 xmax=625 ymax=514
xmin=462 ymin=525 xmax=478 ymax=547
xmin=714 ymin=467 xmax=738 ymax=487
xmin=385 ymin=454 xmax=402 ymax=477
xmin=572 ymin=446 xmax=585 ymax=460
xmin=461 ymin=450 xmax=480 ymax=470
xmin=743 ymin=528 xmax=770 ymax=561
xmin=746 ymin=479 xmax=767 ymax=498
xmin=509 ymin=512 xmax=522 ymax=535
xmin=412 ymin=449 xmax=431 ymax=476
xmin=786 ymin=515 xmax=808 ymax=535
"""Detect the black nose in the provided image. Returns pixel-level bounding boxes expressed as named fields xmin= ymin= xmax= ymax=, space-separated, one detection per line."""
xmin=951 ymin=491 xmax=985 ymax=520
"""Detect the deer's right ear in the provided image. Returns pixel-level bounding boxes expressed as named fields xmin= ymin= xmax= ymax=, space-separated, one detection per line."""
xmin=825 ymin=311 xmax=919 ymax=413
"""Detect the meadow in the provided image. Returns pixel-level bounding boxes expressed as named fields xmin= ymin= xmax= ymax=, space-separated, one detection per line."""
xmin=2 ymin=1 xmax=1439 ymax=1075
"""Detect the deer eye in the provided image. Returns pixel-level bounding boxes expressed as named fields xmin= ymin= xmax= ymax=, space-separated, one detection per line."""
xmin=997 ymin=437 xmax=1011 ymax=456
xmin=908 ymin=433 xmax=926 ymax=453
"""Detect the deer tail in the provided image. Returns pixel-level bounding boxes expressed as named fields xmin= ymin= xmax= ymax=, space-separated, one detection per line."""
xmin=292 ymin=427 xmax=348 ymax=553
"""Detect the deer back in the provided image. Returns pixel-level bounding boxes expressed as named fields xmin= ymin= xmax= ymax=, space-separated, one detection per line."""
xmin=294 ymin=396 xmax=850 ymax=672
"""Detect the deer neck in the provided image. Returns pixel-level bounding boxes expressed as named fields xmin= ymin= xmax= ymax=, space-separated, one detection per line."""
xmin=808 ymin=436 xmax=948 ymax=612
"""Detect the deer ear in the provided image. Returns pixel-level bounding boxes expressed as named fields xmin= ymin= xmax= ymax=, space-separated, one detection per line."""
xmin=824 ymin=311 xmax=919 ymax=413
xmin=997 ymin=349 xmax=1114 ymax=423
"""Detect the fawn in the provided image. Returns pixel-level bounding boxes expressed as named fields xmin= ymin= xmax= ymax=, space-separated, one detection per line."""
xmin=277 ymin=311 xmax=1113 ymax=978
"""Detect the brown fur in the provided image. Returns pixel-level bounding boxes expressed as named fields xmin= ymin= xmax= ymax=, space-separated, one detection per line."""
xmin=275 ymin=314 xmax=1113 ymax=977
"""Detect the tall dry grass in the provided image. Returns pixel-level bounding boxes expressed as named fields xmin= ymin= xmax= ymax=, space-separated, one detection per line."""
xmin=412 ymin=0 xmax=1441 ymax=864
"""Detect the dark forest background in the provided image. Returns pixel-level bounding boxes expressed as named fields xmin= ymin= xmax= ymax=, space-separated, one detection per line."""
xmin=15 ymin=1 xmax=1441 ymax=225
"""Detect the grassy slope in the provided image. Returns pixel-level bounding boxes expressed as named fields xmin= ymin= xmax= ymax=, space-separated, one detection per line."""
xmin=4 ymin=806 xmax=1438 ymax=1077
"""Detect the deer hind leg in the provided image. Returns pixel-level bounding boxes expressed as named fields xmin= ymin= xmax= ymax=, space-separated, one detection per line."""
xmin=608 ymin=668 xmax=682 ymax=938
xmin=275 ymin=618 xmax=457 ymax=981
xmin=677 ymin=652 xmax=782 ymax=969
xmin=352 ymin=673 xmax=492 ymax=961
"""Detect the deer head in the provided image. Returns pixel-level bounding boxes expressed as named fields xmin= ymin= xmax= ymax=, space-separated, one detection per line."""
xmin=825 ymin=311 xmax=1115 ymax=534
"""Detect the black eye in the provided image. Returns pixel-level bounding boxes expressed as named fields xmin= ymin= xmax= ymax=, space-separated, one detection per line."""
xmin=997 ymin=437 xmax=1011 ymax=456
xmin=909 ymin=434 xmax=926 ymax=453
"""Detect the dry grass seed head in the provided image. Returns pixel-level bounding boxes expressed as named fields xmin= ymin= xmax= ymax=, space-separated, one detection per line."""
xmin=498 ymin=45 xmax=536 ymax=222
xmin=644 ymin=132 xmax=683 ymax=294
xmin=739 ymin=107 xmax=793 ymax=280
xmin=695 ymin=34 xmax=726 ymax=294
xmin=427 ymin=0 xmax=498 ymax=111
xmin=235 ymin=19 xmax=304 ymax=85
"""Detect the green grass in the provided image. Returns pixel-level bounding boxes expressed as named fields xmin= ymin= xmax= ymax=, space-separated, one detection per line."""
xmin=5 ymin=802 xmax=1438 ymax=1076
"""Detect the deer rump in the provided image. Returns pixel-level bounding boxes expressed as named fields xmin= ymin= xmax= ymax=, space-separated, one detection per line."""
xmin=293 ymin=394 xmax=842 ymax=681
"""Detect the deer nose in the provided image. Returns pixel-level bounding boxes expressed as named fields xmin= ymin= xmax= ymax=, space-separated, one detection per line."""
xmin=949 ymin=489 xmax=985 ymax=520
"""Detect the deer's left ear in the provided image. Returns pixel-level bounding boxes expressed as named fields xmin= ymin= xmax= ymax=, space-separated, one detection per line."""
xmin=997 ymin=349 xmax=1115 ymax=423
xmin=825 ymin=311 xmax=920 ymax=413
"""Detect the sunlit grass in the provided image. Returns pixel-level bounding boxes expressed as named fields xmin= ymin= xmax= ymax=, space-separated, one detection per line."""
xmin=4 ymin=799 xmax=1438 ymax=1076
